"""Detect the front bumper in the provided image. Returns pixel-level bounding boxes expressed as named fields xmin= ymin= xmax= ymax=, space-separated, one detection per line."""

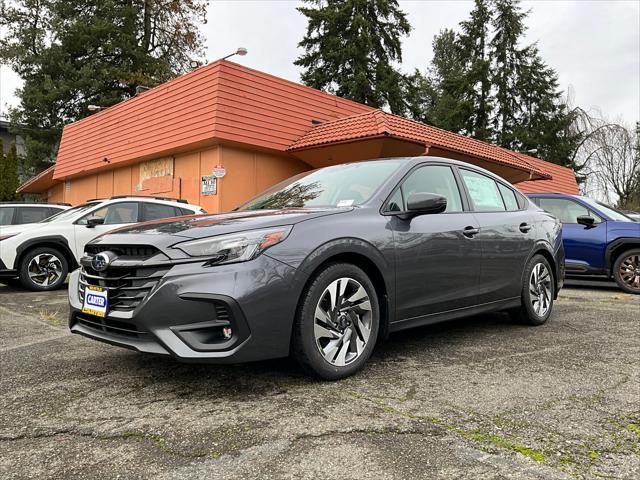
xmin=69 ymin=254 xmax=306 ymax=363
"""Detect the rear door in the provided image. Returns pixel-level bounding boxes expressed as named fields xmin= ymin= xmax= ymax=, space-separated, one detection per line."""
xmin=458 ymin=169 xmax=535 ymax=304
xmin=536 ymin=197 xmax=606 ymax=272
xmin=389 ymin=164 xmax=482 ymax=319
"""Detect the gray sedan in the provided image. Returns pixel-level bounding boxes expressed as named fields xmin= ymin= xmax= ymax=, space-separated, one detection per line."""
xmin=68 ymin=157 xmax=564 ymax=379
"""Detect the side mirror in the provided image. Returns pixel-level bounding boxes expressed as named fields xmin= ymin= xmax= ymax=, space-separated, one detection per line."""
xmin=576 ymin=215 xmax=595 ymax=227
xmin=400 ymin=193 xmax=447 ymax=219
xmin=86 ymin=215 xmax=105 ymax=228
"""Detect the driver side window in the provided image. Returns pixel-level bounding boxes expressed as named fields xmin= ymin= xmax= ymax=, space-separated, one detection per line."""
xmin=78 ymin=202 xmax=140 ymax=225
xmin=394 ymin=165 xmax=463 ymax=213
xmin=538 ymin=198 xmax=601 ymax=224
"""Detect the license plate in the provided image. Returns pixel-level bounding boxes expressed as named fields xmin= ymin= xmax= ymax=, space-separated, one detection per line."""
xmin=82 ymin=285 xmax=108 ymax=318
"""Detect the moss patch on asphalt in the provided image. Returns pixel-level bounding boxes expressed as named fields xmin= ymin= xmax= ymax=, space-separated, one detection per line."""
xmin=325 ymin=386 xmax=547 ymax=464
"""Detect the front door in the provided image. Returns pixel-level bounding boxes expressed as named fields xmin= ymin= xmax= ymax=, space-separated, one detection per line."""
xmin=389 ymin=164 xmax=483 ymax=320
xmin=537 ymin=197 xmax=607 ymax=272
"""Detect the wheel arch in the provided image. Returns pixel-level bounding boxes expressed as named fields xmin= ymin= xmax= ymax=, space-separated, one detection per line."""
xmin=525 ymin=242 xmax=560 ymax=299
xmin=293 ymin=238 xmax=394 ymax=343
xmin=14 ymin=236 xmax=77 ymax=271
xmin=606 ymin=238 xmax=640 ymax=275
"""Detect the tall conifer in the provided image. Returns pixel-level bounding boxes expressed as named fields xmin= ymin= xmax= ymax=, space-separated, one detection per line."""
xmin=296 ymin=0 xmax=411 ymax=114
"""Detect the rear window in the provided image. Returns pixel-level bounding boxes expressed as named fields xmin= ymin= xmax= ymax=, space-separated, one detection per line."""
xmin=16 ymin=206 xmax=54 ymax=224
xmin=141 ymin=203 xmax=181 ymax=221
xmin=497 ymin=184 xmax=520 ymax=211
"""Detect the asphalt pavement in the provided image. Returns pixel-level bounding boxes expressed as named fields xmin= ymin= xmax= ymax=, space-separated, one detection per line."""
xmin=0 ymin=279 xmax=638 ymax=479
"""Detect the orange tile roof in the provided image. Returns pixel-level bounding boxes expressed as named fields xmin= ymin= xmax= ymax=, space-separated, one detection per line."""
xmin=17 ymin=165 xmax=56 ymax=193
xmin=514 ymin=154 xmax=579 ymax=194
xmin=287 ymin=110 xmax=551 ymax=180
xmin=53 ymin=60 xmax=372 ymax=180
xmin=51 ymin=58 xmax=576 ymax=189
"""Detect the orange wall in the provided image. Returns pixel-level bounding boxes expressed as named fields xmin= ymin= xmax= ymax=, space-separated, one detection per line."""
xmin=55 ymin=144 xmax=310 ymax=212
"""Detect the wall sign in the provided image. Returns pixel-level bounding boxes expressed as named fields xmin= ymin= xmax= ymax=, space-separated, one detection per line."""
xmin=213 ymin=164 xmax=226 ymax=178
xmin=201 ymin=175 xmax=217 ymax=195
xmin=139 ymin=157 xmax=174 ymax=183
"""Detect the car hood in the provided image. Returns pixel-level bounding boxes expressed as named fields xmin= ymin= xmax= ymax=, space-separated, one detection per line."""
xmin=0 ymin=222 xmax=41 ymax=236
xmin=104 ymin=208 xmax=351 ymax=240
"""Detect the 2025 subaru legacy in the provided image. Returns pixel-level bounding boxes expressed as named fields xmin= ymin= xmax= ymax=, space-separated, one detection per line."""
xmin=69 ymin=157 xmax=564 ymax=379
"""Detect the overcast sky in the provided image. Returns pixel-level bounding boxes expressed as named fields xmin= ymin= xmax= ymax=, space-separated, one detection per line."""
xmin=1 ymin=0 xmax=638 ymax=124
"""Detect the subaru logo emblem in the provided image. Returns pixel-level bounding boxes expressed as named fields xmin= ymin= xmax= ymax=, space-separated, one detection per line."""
xmin=92 ymin=252 xmax=111 ymax=272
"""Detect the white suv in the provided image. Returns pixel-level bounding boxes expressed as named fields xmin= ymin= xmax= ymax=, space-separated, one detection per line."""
xmin=0 ymin=202 xmax=70 ymax=228
xmin=0 ymin=196 xmax=205 ymax=291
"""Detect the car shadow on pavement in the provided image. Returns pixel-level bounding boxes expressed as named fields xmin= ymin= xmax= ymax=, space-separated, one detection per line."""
xmin=91 ymin=311 xmax=518 ymax=399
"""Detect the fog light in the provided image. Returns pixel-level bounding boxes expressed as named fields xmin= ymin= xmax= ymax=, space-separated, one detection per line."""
xmin=222 ymin=326 xmax=232 ymax=339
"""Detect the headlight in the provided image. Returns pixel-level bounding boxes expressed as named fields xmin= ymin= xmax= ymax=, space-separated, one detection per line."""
xmin=173 ymin=226 xmax=292 ymax=264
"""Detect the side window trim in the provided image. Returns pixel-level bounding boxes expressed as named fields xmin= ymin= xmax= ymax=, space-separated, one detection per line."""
xmin=381 ymin=163 xmax=469 ymax=215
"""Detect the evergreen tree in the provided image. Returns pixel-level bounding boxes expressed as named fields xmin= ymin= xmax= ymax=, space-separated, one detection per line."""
xmin=490 ymin=0 xmax=527 ymax=148
xmin=0 ymin=139 xmax=5 ymax=200
xmin=411 ymin=0 xmax=580 ymax=168
xmin=458 ymin=0 xmax=493 ymax=141
xmin=0 ymin=0 xmax=207 ymax=174
xmin=403 ymin=69 xmax=438 ymax=125
xmin=425 ymin=29 xmax=471 ymax=133
xmin=514 ymin=47 xmax=579 ymax=167
xmin=1 ymin=143 xmax=21 ymax=201
xmin=295 ymin=0 xmax=411 ymax=114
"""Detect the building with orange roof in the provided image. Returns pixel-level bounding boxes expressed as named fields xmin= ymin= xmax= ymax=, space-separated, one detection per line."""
xmin=18 ymin=60 xmax=579 ymax=209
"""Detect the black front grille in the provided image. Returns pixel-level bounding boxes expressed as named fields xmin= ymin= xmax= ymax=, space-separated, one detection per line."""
xmin=85 ymin=244 xmax=159 ymax=259
xmin=76 ymin=314 xmax=148 ymax=338
xmin=79 ymin=264 xmax=169 ymax=312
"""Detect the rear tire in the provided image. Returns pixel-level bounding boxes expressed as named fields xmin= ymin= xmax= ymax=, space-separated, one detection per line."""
xmin=612 ymin=249 xmax=640 ymax=294
xmin=292 ymin=263 xmax=379 ymax=380
xmin=509 ymin=254 xmax=555 ymax=326
xmin=18 ymin=247 xmax=69 ymax=291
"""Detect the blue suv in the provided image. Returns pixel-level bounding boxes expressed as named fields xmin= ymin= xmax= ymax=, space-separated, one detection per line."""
xmin=527 ymin=193 xmax=640 ymax=294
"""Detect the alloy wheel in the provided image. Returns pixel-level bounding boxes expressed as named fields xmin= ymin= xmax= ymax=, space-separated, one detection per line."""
xmin=313 ymin=277 xmax=372 ymax=366
xmin=529 ymin=263 xmax=552 ymax=317
xmin=618 ymin=253 xmax=640 ymax=291
xmin=27 ymin=253 xmax=63 ymax=287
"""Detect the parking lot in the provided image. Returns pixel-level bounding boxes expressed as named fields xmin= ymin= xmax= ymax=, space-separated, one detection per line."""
xmin=0 ymin=280 xmax=638 ymax=480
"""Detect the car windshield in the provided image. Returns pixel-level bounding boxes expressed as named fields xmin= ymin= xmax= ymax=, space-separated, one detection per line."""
xmin=239 ymin=160 xmax=403 ymax=210
xmin=581 ymin=197 xmax=634 ymax=222
xmin=39 ymin=203 xmax=99 ymax=223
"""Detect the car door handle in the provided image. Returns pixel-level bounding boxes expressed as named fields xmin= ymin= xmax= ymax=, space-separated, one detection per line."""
xmin=519 ymin=223 xmax=532 ymax=233
xmin=463 ymin=226 xmax=480 ymax=238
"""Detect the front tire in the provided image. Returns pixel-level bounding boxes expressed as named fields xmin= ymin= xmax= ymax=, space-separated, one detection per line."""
xmin=612 ymin=249 xmax=640 ymax=294
xmin=510 ymin=254 xmax=555 ymax=326
xmin=292 ymin=263 xmax=380 ymax=380
xmin=18 ymin=247 xmax=69 ymax=291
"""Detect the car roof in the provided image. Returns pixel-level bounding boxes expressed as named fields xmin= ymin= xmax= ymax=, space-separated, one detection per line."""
xmin=81 ymin=196 xmax=200 ymax=209
xmin=0 ymin=202 xmax=70 ymax=207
